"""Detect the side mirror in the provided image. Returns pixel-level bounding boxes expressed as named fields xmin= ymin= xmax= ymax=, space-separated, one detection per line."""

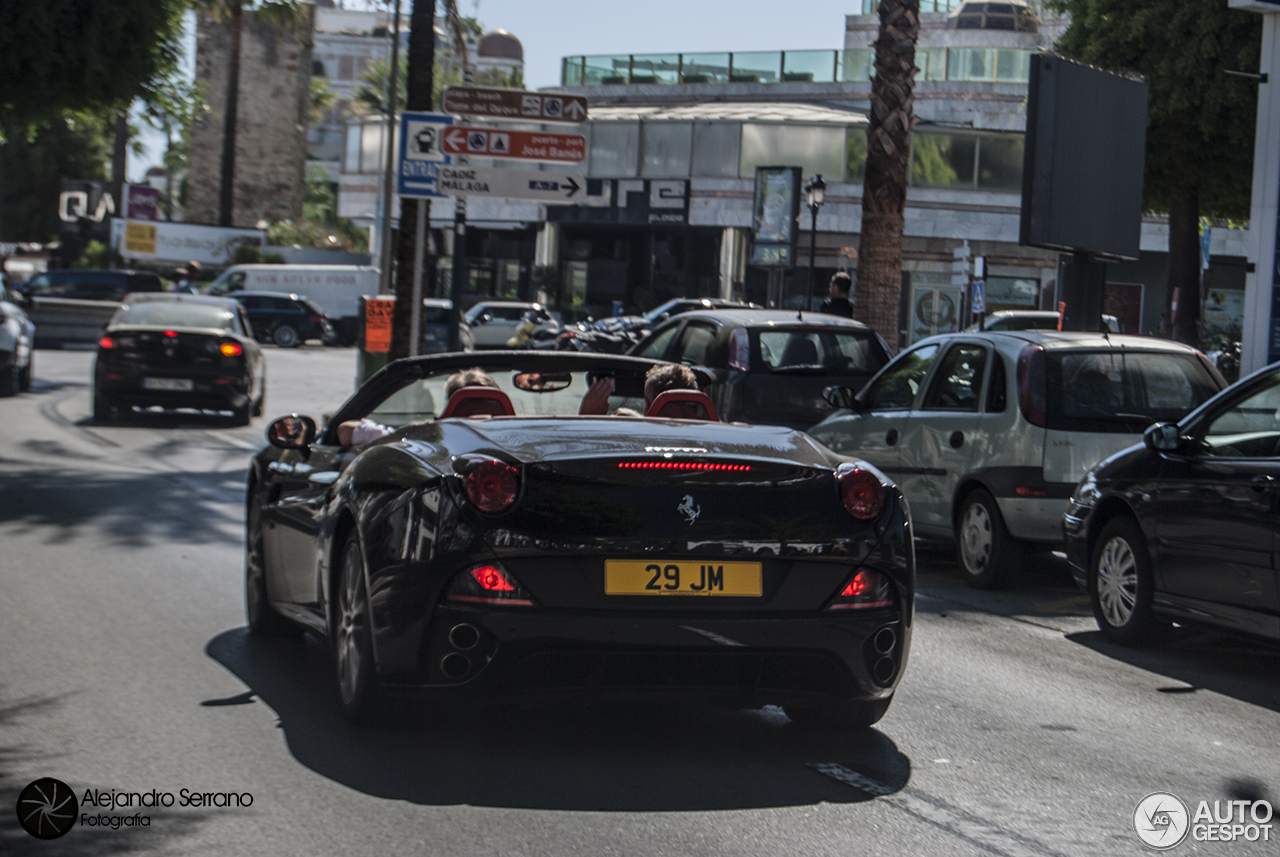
xmin=1143 ymin=422 xmax=1181 ymax=453
xmin=268 ymin=414 xmax=316 ymax=450
xmin=823 ymin=385 xmax=860 ymax=411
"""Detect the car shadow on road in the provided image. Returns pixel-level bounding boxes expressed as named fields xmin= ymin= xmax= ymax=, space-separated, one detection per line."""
xmin=205 ymin=628 xmax=912 ymax=811
xmin=1066 ymin=628 xmax=1280 ymax=713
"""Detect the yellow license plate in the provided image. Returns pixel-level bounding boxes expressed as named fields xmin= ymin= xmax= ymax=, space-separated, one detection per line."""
xmin=604 ymin=560 xmax=762 ymax=597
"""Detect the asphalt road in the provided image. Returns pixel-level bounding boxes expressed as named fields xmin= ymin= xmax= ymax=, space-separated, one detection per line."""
xmin=1 ymin=348 xmax=1277 ymax=856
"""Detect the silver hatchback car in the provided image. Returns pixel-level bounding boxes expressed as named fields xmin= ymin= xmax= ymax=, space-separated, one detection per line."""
xmin=808 ymin=331 xmax=1225 ymax=587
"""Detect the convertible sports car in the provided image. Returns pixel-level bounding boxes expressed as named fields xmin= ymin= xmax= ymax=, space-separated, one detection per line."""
xmin=246 ymin=352 xmax=914 ymax=729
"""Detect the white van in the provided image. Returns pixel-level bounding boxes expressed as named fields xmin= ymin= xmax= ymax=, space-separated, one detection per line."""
xmin=208 ymin=265 xmax=379 ymax=345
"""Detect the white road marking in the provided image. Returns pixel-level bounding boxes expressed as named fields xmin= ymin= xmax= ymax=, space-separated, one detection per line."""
xmin=808 ymin=763 xmax=1072 ymax=857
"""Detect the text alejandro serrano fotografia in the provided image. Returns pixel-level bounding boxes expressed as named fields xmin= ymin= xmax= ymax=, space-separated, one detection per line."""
xmin=80 ymin=789 xmax=253 ymax=809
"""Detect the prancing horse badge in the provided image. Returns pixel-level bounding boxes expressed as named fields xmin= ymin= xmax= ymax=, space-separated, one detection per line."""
xmin=677 ymin=494 xmax=700 ymax=525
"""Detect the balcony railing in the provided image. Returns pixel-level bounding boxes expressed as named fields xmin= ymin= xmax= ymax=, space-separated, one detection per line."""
xmin=561 ymin=47 xmax=1035 ymax=87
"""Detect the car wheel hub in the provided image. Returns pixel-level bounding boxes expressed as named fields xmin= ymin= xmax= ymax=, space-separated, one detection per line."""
xmin=1096 ymin=535 xmax=1138 ymax=627
xmin=960 ymin=503 xmax=992 ymax=573
xmin=336 ymin=549 xmax=365 ymax=704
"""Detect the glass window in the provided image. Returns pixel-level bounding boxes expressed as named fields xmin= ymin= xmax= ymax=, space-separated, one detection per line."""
xmin=630 ymin=54 xmax=680 ymax=85
xmin=996 ymin=49 xmax=1032 ymax=83
xmin=730 ymin=52 xmax=782 ymax=83
xmin=864 ymin=344 xmax=940 ymax=409
xmin=948 ymin=48 xmax=996 ymax=82
xmin=740 ymin=123 xmax=846 ymax=180
xmin=583 ymin=55 xmax=630 ymax=85
xmin=977 ymin=135 xmax=1024 ymax=192
xmin=360 ymin=122 xmax=384 ymax=174
xmin=589 ymin=123 xmax=639 ymax=178
xmin=923 ymin=343 xmax=988 ymax=411
xmin=847 ymin=129 xmax=868 ymax=183
xmin=112 ymin=302 xmax=234 ymax=329
xmin=987 ymin=353 xmax=1008 ymax=412
xmin=1047 ymin=351 xmax=1221 ymax=433
xmin=921 ymin=48 xmax=947 ymax=81
xmin=640 ymin=122 xmax=693 ymax=178
xmin=783 ymin=50 xmax=837 ymax=83
xmin=344 ymin=123 xmax=362 ymax=173
xmin=675 ymin=322 xmax=718 ymax=366
xmin=561 ymin=57 xmax=584 ymax=86
xmin=632 ymin=324 xmax=680 ymax=360
xmin=911 ymin=133 xmax=976 ymax=188
xmin=985 ymin=277 xmax=1039 ymax=310
xmin=691 ymin=122 xmax=740 ymax=178
xmin=680 ymin=53 xmax=730 ymax=84
xmin=756 ymin=328 xmax=884 ymax=375
xmin=1202 ymin=374 xmax=1280 ymax=457
xmin=841 ymin=49 xmax=875 ymax=82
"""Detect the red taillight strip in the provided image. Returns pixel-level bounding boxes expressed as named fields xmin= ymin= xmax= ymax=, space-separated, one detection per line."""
xmin=826 ymin=601 xmax=894 ymax=611
xmin=617 ymin=461 xmax=751 ymax=472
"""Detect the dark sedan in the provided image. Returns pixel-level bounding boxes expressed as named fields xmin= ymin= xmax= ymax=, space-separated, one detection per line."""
xmin=93 ymin=294 xmax=265 ymax=424
xmin=629 ymin=310 xmax=892 ymax=430
xmin=247 ymin=352 xmax=914 ymax=729
xmin=228 ymin=291 xmax=336 ymax=348
xmin=1064 ymin=363 xmax=1280 ymax=645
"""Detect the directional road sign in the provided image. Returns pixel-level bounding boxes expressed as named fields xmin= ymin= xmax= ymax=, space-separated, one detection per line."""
xmin=435 ymin=166 xmax=585 ymax=202
xmin=442 ymin=86 xmax=588 ymax=123
xmin=441 ymin=126 xmax=586 ymax=164
xmin=397 ymin=111 xmax=454 ymax=198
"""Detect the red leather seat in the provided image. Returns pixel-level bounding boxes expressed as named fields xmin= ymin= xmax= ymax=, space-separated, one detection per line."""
xmin=440 ymin=386 xmax=516 ymax=418
xmin=645 ymin=389 xmax=718 ymax=421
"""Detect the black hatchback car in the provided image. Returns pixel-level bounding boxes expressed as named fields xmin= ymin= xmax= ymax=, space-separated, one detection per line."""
xmin=1064 ymin=363 xmax=1280 ymax=646
xmin=229 ymin=291 xmax=335 ymax=348
xmin=628 ymin=310 xmax=892 ymax=430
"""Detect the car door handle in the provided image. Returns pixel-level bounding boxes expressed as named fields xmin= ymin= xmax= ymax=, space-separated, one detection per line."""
xmin=1250 ymin=475 xmax=1275 ymax=492
xmin=949 ymin=431 xmax=965 ymax=449
xmin=885 ymin=429 xmax=898 ymax=447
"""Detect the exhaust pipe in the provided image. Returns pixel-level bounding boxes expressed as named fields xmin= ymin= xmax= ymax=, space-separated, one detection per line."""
xmin=440 ymin=652 xmax=471 ymax=679
xmin=873 ymin=656 xmax=897 ymax=684
xmin=873 ymin=627 xmax=896 ymax=655
xmin=448 ymin=623 xmax=480 ymax=651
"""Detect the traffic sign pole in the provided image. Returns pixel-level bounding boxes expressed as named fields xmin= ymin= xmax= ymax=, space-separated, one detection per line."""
xmin=409 ymin=197 xmax=427 ymax=357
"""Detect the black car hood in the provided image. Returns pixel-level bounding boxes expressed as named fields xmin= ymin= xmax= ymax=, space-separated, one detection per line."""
xmin=408 ymin=417 xmax=836 ymax=469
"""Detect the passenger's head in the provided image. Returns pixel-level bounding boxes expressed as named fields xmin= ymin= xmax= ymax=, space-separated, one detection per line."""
xmin=829 ymin=271 xmax=852 ymax=298
xmin=173 ymin=267 xmax=189 ymax=280
xmin=444 ymin=367 xmax=499 ymax=399
xmin=644 ymin=363 xmax=698 ymax=407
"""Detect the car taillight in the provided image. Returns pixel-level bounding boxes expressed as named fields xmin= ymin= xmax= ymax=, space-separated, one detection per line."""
xmin=1017 ymin=344 xmax=1047 ymax=428
xmin=164 ymin=330 xmax=178 ymax=338
xmin=309 ymin=315 xmax=324 ymax=323
xmin=837 ymin=464 xmax=884 ymax=520
xmin=445 ymin=562 xmax=535 ymax=607
xmin=454 ymin=455 xmax=521 ymax=513
xmin=99 ymin=336 xmax=114 ymax=349
xmin=219 ymin=341 xmax=243 ymax=357
xmin=826 ymin=569 xmax=895 ymax=610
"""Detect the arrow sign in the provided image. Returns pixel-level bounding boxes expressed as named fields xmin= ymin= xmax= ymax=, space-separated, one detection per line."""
xmin=440 ymin=126 xmax=585 ymax=163
xmin=435 ymin=166 xmax=587 ymax=202
xmin=397 ymin=111 xmax=453 ymax=198
xmin=442 ymin=86 xmax=589 ymax=124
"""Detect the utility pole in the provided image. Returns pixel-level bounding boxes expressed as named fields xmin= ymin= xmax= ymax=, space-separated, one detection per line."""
xmin=376 ymin=0 xmax=403 ymax=295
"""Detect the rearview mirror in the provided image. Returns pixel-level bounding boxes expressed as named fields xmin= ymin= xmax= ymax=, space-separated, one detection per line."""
xmin=1143 ymin=422 xmax=1180 ymax=452
xmin=823 ymin=385 xmax=860 ymax=411
xmin=268 ymin=414 xmax=316 ymax=449
xmin=513 ymin=371 xmax=572 ymax=392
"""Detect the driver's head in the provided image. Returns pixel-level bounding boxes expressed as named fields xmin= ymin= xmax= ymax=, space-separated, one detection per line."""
xmin=644 ymin=364 xmax=698 ymax=408
xmin=444 ymin=367 xmax=499 ymax=399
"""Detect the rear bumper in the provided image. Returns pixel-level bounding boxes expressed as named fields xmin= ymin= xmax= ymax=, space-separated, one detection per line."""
xmin=1062 ymin=502 xmax=1094 ymax=589
xmin=996 ymin=496 xmax=1073 ymax=543
xmin=95 ymin=368 xmax=251 ymax=410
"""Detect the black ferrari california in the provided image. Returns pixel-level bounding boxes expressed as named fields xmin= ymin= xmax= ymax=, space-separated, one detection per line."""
xmin=246 ymin=352 xmax=914 ymax=728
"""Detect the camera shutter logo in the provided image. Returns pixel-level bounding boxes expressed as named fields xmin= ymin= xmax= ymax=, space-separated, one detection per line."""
xmin=16 ymin=778 xmax=78 ymax=840
xmin=1134 ymin=792 xmax=1190 ymax=850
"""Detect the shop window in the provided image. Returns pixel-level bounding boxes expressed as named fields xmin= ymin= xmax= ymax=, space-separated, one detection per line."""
xmin=976 ymin=136 xmax=1024 ymax=192
xmin=948 ymin=48 xmax=996 ymax=82
xmin=911 ymin=133 xmax=976 ymax=188
xmin=847 ymin=129 xmax=868 ymax=183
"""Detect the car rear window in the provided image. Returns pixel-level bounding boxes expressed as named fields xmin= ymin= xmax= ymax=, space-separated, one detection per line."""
xmin=1046 ymin=350 xmax=1220 ymax=432
xmin=423 ymin=305 xmax=451 ymax=324
xmin=112 ymin=302 xmax=235 ymax=330
xmin=302 ymin=299 xmax=326 ymax=316
xmin=753 ymin=328 xmax=885 ymax=375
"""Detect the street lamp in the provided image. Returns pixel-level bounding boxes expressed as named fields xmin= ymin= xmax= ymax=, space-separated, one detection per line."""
xmin=805 ymin=174 xmax=826 ymax=311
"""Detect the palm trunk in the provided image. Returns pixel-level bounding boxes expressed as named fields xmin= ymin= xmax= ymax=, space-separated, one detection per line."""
xmin=857 ymin=0 xmax=919 ymax=349
xmin=389 ymin=0 xmax=436 ymax=360
xmin=218 ymin=2 xmax=243 ymax=227
xmin=111 ymin=112 xmax=129 ymax=219
xmin=1168 ymin=192 xmax=1201 ymax=345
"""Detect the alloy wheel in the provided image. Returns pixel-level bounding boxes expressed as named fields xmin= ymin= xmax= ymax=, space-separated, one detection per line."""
xmin=336 ymin=543 xmax=367 ymax=706
xmin=1096 ymin=535 xmax=1138 ymax=628
xmin=960 ymin=502 xmax=993 ymax=574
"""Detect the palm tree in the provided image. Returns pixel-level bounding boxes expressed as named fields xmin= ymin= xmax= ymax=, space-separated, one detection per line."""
xmin=857 ymin=0 xmax=921 ymax=348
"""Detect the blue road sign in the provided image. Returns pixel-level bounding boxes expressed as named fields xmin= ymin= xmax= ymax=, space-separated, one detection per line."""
xmin=972 ymin=279 xmax=986 ymax=314
xmin=397 ymin=112 xmax=453 ymax=198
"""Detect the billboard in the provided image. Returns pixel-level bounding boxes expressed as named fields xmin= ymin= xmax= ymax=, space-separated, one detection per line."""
xmin=750 ymin=166 xmax=801 ymax=267
xmin=1019 ymin=55 xmax=1149 ymax=261
xmin=111 ymin=220 xmax=265 ymax=265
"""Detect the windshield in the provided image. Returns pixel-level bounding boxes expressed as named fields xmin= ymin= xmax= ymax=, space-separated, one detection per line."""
xmin=111 ymin=302 xmax=235 ymax=330
xmin=1046 ymin=350 xmax=1220 ymax=432
xmin=754 ymin=328 xmax=885 ymax=375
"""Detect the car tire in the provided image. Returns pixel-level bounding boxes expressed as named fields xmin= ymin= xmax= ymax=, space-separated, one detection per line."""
xmin=785 ymin=695 xmax=892 ymax=730
xmin=272 ymin=325 xmax=300 ymax=348
xmin=93 ymin=392 xmax=118 ymax=422
xmin=955 ymin=488 xmax=1024 ymax=589
xmin=244 ymin=490 xmax=301 ymax=637
xmin=230 ymin=403 xmax=251 ymax=427
xmin=1089 ymin=516 xmax=1168 ymax=646
xmin=334 ymin=533 xmax=404 ymax=726
xmin=0 ymin=358 xmax=18 ymax=397
xmin=18 ymin=350 xmax=32 ymax=392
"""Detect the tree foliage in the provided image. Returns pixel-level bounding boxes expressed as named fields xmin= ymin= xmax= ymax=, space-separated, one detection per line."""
xmin=0 ymin=112 xmax=114 ymax=242
xmin=0 ymin=0 xmax=186 ymax=130
xmin=1048 ymin=0 xmax=1261 ymax=219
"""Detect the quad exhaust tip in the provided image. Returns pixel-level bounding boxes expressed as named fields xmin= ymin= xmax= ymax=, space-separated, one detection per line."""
xmin=873 ymin=656 xmax=897 ymax=684
xmin=873 ymin=627 xmax=896 ymax=655
xmin=440 ymin=652 xmax=471 ymax=679
xmin=448 ymin=623 xmax=480 ymax=651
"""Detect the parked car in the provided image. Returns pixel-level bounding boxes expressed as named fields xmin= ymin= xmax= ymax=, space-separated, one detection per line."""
xmin=808 ymin=331 xmax=1225 ymax=587
xmin=965 ymin=310 xmax=1119 ymax=333
xmin=421 ymin=298 xmax=474 ymax=353
xmin=207 ymin=264 xmax=379 ymax=345
xmin=1064 ymin=363 xmax=1280 ymax=646
xmin=93 ymin=294 xmax=265 ymax=424
xmin=247 ymin=352 xmax=913 ymax=728
xmin=628 ymin=310 xmax=892 ymax=430
xmin=0 ymin=286 xmax=36 ymax=396
xmin=17 ymin=269 xmax=164 ymax=347
xmin=571 ymin=298 xmax=763 ymax=354
xmin=465 ymin=301 xmax=554 ymax=348
xmin=228 ymin=291 xmax=335 ymax=347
